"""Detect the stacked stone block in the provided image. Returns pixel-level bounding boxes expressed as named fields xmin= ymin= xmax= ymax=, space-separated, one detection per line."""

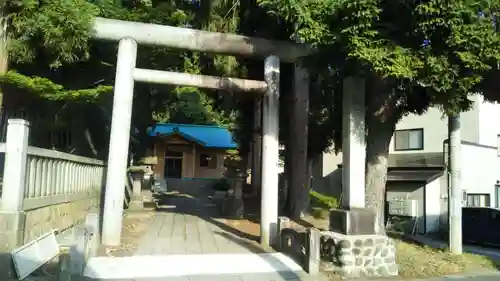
xmin=335 ymin=234 xmax=398 ymax=278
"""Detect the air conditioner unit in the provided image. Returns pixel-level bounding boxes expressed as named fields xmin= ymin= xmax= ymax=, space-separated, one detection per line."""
xmin=388 ymin=199 xmax=418 ymax=217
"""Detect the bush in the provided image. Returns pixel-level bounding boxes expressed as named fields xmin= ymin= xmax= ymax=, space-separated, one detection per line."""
xmin=212 ymin=178 xmax=231 ymax=191
xmin=309 ymin=190 xmax=338 ymax=210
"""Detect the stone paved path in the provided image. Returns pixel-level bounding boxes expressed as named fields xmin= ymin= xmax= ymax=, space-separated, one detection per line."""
xmin=133 ymin=183 xmax=265 ymax=255
xmin=133 ymin=212 xmax=262 ymax=255
xmin=82 ymin=184 xmax=327 ymax=281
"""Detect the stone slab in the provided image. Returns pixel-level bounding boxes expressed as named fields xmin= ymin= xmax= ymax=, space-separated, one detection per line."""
xmin=329 ymin=208 xmax=378 ymax=235
xmin=83 ymin=254 xmax=303 ymax=279
xmin=11 ymin=231 xmax=59 ymax=280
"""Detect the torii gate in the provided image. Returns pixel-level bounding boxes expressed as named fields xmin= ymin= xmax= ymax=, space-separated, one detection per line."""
xmin=91 ymin=17 xmax=367 ymax=247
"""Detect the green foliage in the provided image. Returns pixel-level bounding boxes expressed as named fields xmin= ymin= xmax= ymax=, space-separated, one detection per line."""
xmin=309 ymin=190 xmax=338 ymax=210
xmin=0 ymin=70 xmax=112 ymax=102
xmin=3 ymin=0 xmax=249 ymax=157
xmin=259 ymin=0 xmax=500 ymax=110
xmin=8 ymin=0 xmax=99 ymax=68
xmin=258 ymin=0 xmax=500 ymax=159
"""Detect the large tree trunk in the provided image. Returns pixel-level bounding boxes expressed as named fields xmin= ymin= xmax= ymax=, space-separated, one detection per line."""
xmin=365 ymin=78 xmax=400 ymax=234
xmin=285 ymin=64 xmax=310 ymax=219
xmin=0 ymin=5 xmax=8 ymax=111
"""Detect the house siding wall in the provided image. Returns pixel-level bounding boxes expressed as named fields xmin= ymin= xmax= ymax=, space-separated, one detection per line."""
xmin=389 ymin=95 xmax=481 ymax=154
xmin=149 ymin=137 xmax=226 ymax=179
xmin=310 ymin=150 xmax=343 ymax=198
xmin=477 ymin=96 xmax=500 ymax=147
xmin=425 ymin=178 xmax=441 ymax=233
xmin=439 ymin=142 xmax=500 ymax=231
xmin=313 ymin=94 xmax=500 ymax=193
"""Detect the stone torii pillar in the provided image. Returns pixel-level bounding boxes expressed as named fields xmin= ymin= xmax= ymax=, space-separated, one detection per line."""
xmin=329 ymin=76 xmax=371 ymax=234
xmin=260 ymin=56 xmax=280 ymax=247
xmin=101 ymin=38 xmax=137 ymax=245
xmin=328 ymin=77 xmax=399 ymax=279
xmin=341 ymin=77 xmax=366 ymax=210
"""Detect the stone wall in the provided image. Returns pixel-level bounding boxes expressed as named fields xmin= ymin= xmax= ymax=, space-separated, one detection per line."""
xmin=23 ymin=196 xmax=99 ymax=244
xmin=276 ymin=216 xmax=399 ymax=278
xmin=0 ymin=195 xmax=100 ymax=252
xmin=320 ymin=232 xmax=398 ymax=278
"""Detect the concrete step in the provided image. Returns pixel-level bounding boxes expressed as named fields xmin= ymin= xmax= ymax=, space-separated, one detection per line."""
xmin=78 ymin=272 xmax=329 ymax=281
xmin=83 ymin=253 xmax=305 ymax=280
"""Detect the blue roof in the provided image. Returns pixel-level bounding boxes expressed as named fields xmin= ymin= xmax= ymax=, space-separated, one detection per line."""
xmin=148 ymin=123 xmax=238 ymax=149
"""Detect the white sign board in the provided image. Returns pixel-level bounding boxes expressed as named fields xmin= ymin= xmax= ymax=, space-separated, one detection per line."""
xmin=388 ymin=199 xmax=418 ymax=217
xmin=11 ymin=231 xmax=60 ymax=280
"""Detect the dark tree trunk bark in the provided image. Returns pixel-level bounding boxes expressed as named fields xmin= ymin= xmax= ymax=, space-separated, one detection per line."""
xmin=282 ymin=144 xmax=291 ymax=214
xmin=365 ymin=78 xmax=400 ymax=234
xmin=285 ymin=64 xmax=310 ymax=220
xmin=0 ymin=7 xmax=8 ymax=111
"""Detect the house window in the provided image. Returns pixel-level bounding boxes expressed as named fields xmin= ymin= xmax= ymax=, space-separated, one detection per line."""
xmin=394 ymin=129 xmax=424 ymax=151
xmin=466 ymin=193 xmax=491 ymax=207
xmin=165 ymin=149 xmax=183 ymax=158
xmin=199 ymin=153 xmax=217 ymax=169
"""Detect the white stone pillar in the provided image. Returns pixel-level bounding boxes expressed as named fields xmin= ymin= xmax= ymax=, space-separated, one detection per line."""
xmin=260 ymin=55 xmax=280 ymax=247
xmin=102 ymin=37 xmax=137 ymax=246
xmin=1 ymin=119 xmax=30 ymax=211
xmin=341 ymin=77 xmax=366 ymax=209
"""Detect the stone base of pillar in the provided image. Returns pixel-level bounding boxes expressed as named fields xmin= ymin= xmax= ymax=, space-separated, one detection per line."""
xmin=0 ymin=211 xmax=25 ymax=279
xmin=329 ymin=208 xmax=379 ymax=235
xmin=326 ymin=233 xmax=398 ymax=278
xmin=0 ymin=211 xmax=25 ymax=251
xmin=128 ymin=197 xmax=144 ymax=211
xmin=325 ymin=208 xmax=398 ymax=278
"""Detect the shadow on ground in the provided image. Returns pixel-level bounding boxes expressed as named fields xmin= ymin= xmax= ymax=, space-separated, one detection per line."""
xmin=151 ymin=185 xmax=306 ymax=281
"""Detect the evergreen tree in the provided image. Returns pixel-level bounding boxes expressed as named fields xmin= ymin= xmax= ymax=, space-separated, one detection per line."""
xmin=2 ymin=0 xmax=245 ymax=158
xmin=259 ymin=0 xmax=500 ymax=230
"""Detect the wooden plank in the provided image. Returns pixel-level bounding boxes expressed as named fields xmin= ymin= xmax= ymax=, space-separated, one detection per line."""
xmin=11 ymin=231 xmax=60 ymax=280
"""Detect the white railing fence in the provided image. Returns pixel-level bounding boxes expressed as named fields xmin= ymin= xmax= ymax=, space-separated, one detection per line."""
xmin=0 ymin=119 xmax=105 ymax=212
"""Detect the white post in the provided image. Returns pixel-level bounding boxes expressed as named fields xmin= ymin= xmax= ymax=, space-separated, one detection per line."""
xmin=448 ymin=114 xmax=462 ymax=254
xmin=102 ymin=37 xmax=138 ymax=246
xmin=260 ymin=55 xmax=280 ymax=248
xmin=1 ymin=119 xmax=30 ymax=211
xmin=341 ymin=77 xmax=366 ymax=209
